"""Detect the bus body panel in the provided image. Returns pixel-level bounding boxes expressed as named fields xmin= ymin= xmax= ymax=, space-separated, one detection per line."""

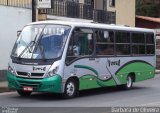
xmin=7 ymin=72 xmax=62 ymax=93
xmin=64 ymin=56 xmax=155 ymax=90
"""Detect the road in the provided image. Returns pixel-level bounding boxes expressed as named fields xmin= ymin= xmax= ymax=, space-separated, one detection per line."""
xmin=0 ymin=75 xmax=160 ymax=112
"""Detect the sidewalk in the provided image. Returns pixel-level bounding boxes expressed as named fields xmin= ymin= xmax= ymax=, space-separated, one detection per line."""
xmin=156 ymin=70 xmax=160 ymax=74
xmin=0 ymin=81 xmax=11 ymax=93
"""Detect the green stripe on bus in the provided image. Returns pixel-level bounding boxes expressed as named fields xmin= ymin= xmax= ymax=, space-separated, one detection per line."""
xmin=115 ymin=61 xmax=155 ymax=84
xmin=74 ymin=65 xmax=116 ymax=90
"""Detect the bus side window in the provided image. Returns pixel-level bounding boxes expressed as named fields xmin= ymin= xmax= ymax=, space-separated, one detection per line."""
xmin=96 ymin=30 xmax=114 ymax=56
xmin=66 ymin=28 xmax=94 ymax=63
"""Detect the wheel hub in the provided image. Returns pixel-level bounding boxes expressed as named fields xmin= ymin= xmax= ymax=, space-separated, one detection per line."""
xmin=66 ymin=82 xmax=75 ymax=96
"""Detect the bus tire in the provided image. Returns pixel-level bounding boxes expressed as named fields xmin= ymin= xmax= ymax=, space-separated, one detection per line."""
xmin=63 ymin=79 xmax=78 ymax=99
xmin=17 ymin=90 xmax=32 ymax=97
xmin=120 ymin=75 xmax=133 ymax=90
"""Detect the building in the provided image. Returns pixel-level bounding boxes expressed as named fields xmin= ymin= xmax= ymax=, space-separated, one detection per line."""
xmin=136 ymin=15 xmax=160 ymax=69
xmin=136 ymin=15 xmax=160 ymax=28
xmin=38 ymin=0 xmax=135 ymax=27
xmin=0 ymin=0 xmax=136 ymax=26
xmin=107 ymin=0 xmax=135 ymax=26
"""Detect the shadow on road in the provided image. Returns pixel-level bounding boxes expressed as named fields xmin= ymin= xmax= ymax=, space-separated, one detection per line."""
xmin=10 ymin=86 xmax=151 ymax=101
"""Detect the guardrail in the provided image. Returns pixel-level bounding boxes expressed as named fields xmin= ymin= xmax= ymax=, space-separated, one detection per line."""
xmin=0 ymin=0 xmax=32 ymax=9
xmin=38 ymin=1 xmax=116 ymax=24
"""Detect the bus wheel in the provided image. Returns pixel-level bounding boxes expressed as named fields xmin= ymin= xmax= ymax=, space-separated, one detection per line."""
xmin=120 ymin=75 xmax=133 ymax=90
xmin=126 ymin=75 xmax=133 ymax=89
xmin=63 ymin=79 xmax=78 ymax=99
xmin=17 ymin=90 xmax=32 ymax=97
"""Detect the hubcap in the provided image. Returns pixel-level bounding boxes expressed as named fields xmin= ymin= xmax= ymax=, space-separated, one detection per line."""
xmin=66 ymin=82 xmax=75 ymax=96
xmin=127 ymin=76 xmax=132 ymax=88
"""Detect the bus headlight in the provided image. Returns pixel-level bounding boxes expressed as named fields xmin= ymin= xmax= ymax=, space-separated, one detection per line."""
xmin=46 ymin=66 xmax=59 ymax=78
xmin=8 ymin=65 xmax=16 ymax=75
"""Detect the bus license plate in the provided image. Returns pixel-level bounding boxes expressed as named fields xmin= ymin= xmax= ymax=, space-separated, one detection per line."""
xmin=23 ymin=86 xmax=33 ymax=91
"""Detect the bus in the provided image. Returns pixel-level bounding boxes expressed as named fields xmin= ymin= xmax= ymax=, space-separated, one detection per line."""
xmin=7 ymin=21 xmax=156 ymax=98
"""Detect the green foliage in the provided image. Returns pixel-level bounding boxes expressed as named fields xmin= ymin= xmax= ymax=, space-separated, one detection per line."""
xmin=136 ymin=0 xmax=160 ymax=17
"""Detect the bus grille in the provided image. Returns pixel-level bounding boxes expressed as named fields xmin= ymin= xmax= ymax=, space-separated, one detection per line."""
xmin=17 ymin=72 xmax=44 ymax=77
xmin=17 ymin=80 xmax=41 ymax=89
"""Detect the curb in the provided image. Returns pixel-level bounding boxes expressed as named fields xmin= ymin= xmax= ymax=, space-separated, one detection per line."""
xmin=0 ymin=82 xmax=13 ymax=93
xmin=155 ymin=70 xmax=160 ymax=74
xmin=0 ymin=87 xmax=12 ymax=93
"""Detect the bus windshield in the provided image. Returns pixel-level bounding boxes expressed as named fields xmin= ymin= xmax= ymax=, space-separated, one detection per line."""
xmin=12 ymin=24 xmax=71 ymax=59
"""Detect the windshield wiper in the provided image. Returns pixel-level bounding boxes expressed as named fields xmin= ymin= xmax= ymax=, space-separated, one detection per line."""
xmin=18 ymin=34 xmax=38 ymax=59
xmin=18 ymin=41 xmax=35 ymax=59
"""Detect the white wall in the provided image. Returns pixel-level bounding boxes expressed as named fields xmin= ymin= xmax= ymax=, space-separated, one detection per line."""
xmin=0 ymin=6 xmax=32 ymax=69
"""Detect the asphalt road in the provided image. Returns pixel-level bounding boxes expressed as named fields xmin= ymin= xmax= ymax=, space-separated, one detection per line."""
xmin=0 ymin=75 xmax=160 ymax=113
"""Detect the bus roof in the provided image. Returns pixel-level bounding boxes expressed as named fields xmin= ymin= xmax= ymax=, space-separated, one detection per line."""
xmin=28 ymin=20 xmax=155 ymax=33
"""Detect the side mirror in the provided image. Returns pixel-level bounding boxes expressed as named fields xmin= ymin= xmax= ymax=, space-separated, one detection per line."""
xmin=17 ymin=30 xmax=21 ymax=37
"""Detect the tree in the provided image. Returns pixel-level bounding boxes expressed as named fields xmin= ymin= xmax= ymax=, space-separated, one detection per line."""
xmin=136 ymin=0 xmax=160 ymax=17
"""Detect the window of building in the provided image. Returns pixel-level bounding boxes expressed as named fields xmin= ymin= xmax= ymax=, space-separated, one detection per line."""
xmin=96 ymin=30 xmax=115 ymax=56
xmin=84 ymin=0 xmax=92 ymax=4
xmin=109 ymin=0 xmax=115 ymax=7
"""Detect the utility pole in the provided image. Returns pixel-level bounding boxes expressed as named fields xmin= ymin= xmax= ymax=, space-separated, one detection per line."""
xmin=32 ymin=0 xmax=36 ymax=22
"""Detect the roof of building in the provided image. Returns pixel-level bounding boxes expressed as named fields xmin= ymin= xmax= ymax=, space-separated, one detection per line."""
xmin=136 ymin=15 xmax=160 ymax=23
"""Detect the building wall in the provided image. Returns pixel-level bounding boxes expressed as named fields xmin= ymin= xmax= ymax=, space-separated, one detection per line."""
xmin=39 ymin=0 xmax=135 ymax=26
xmin=107 ymin=0 xmax=135 ymax=27
xmin=107 ymin=0 xmax=116 ymax=12
xmin=0 ymin=6 xmax=32 ymax=71
xmin=79 ymin=0 xmax=84 ymax=4
xmin=116 ymin=0 xmax=135 ymax=27
xmin=79 ymin=0 xmax=136 ymax=26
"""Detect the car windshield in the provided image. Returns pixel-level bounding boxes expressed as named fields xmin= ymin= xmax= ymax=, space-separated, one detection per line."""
xmin=12 ymin=24 xmax=71 ymax=59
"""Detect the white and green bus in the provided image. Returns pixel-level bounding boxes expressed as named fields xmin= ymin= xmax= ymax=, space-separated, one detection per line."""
xmin=7 ymin=21 xmax=156 ymax=98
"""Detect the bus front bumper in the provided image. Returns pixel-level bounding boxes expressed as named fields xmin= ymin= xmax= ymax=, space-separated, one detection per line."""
xmin=7 ymin=72 xmax=62 ymax=93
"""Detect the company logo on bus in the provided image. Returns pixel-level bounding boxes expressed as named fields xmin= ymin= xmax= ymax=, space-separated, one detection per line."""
xmin=33 ymin=67 xmax=46 ymax=71
xmin=27 ymin=72 xmax=31 ymax=78
xmin=107 ymin=59 xmax=120 ymax=67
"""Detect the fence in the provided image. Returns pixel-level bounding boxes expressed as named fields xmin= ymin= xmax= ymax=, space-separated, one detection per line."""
xmin=39 ymin=1 xmax=116 ymax=24
xmin=0 ymin=0 xmax=32 ymax=9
